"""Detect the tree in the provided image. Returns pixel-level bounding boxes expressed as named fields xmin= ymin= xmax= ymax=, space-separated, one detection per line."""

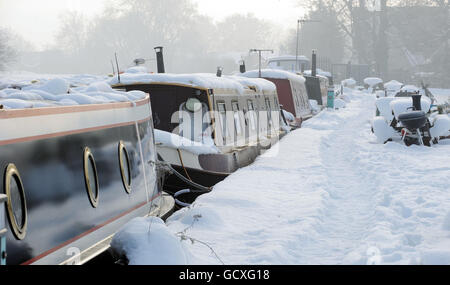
xmin=0 ymin=28 xmax=17 ymax=71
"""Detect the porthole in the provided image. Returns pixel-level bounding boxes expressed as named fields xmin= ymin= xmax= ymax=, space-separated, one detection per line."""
xmin=118 ymin=141 xmax=132 ymax=194
xmin=83 ymin=147 xmax=99 ymax=208
xmin=4 ymin=164 xmax=28 ymax=240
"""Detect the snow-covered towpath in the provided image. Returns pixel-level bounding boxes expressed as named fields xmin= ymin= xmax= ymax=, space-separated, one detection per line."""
xmin=113 ymin=89 xmax=450 ymax=265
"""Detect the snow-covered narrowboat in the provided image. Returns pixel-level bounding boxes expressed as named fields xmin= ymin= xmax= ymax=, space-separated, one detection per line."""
xmin=110 ymin=71 xmax=285 ymax=193
xmin=0 ymin=79 xmax=174 ymax=265
xmin=241 ymin=69 xmax=312 ymax=128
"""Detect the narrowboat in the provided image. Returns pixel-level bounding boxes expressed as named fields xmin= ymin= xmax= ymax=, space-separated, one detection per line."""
xmin=0 ymin=81 xmax=174 ymax=265
xmin=240 ymin=69 xmax=312 ymax=128
xmin=110 ymin=71 xmax=284 ymax=194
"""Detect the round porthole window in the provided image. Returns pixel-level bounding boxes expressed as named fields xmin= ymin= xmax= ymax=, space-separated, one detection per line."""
xmin=118 ymin=141 xmax=132 ymax=194
xmin=4 ymin=164 xmax=28 ymax=240
xmin=83 ymin=147 xmax=99 ymax=208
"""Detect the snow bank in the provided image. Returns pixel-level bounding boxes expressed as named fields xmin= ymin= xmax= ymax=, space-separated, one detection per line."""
xmin=155 ymin=129 xmax=219 ymax=155
xmin=111 ymin=217 xmax=189 ymax=265
xmin=117 ymin=88 xmax=450 ymax=265
xmin=309 ymin=100 xmax=320 ymax=113
xmin=373 ymin=117 xmax=396 ymax=143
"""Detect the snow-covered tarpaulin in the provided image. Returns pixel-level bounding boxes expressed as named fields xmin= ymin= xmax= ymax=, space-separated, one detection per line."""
xmin=112 ymin=87 xmax=450 ymax=265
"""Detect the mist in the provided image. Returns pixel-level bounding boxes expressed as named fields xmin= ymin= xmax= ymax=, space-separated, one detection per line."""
xmin=1 ymin=0 xmax=449 ymax=87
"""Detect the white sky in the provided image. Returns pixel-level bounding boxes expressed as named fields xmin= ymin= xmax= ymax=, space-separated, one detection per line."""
xmin=0 ymin=0 xmax=305 ymax=50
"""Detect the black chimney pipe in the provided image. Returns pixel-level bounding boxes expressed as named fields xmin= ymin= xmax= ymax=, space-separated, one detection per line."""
xmin=154 ymin=46 xmax=165 ymax=73
xmin=311 ymin=50 xmax=317 ymax=77
xmin=412 ymin=95 xmax=422 ymax=111
xmin=239 ymin=60 xmax=246 ymax=73
xmin=216 ymin=67 xmax=223 ymax=77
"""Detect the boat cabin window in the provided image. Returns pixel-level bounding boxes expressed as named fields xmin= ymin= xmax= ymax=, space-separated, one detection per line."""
xmin=247 ymin=100 xmax=257 ymax=131
xmin=118 ymin=141 xmax=132 ymax=194
xmin=4 ymin=164 xmax=28 ymax=240
xmin=231 ymin=101 xmax=242 ymax=136
xmin=217 ymin=102 xmax=228 ymax=144
xmin=265 ymin=98 xmax=273 ymax=128
xmin=83 ymin=147 xmax=99 ymax=208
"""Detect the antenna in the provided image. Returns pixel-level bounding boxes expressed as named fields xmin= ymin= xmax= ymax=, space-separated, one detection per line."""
xmin=249 ymin=49 xmax=274 ymax=78
xmin=115 ymin=52 xmax=121 ymax=83
xmin=111 ymin=59 xmax=116 ymax=75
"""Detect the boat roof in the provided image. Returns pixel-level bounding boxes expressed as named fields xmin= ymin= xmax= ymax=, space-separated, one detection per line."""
xmin=0 ymin=78 xmax=147 ymax=110
xmin=240 ymin=69 xmax=306 ymax=85
xmin=267 ymin=55 xmax=310 ymax=62
xmin=303 ymin=69 xmax=332 ymax=78
xmin=109 ymin=70 xmax=277 ymax=95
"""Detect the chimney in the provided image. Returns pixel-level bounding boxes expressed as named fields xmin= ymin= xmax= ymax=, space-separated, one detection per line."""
xmin=239 ymin=60 xmax=246 ymax=73
xmin=154 ymin=46 xmax=165 ymax=73
xmin=216 ymin=67 xmax=223 ymax=77
xmin=412 ymin=95 xmax=422 ymax=111
xmin=311 ymin=50 xmax=317 ymax=77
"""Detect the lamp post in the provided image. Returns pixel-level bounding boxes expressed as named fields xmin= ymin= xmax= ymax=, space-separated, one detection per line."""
xmin=295 ymin=19 xmax=321 ymax=72
xmin=249 ymin=49 xmax=274 ymax=78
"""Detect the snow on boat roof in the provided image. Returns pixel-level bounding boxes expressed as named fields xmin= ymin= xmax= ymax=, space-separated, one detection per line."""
xmin=400 ymin=85 xmax=421 ymax=93
xmin=384 ymin=80 xmax=403 ymax=90
xmin=240 ymin=69 xmax=306 ymax=84
xmin=109 ymin=72 xmax=246 ymax=94
xmin=0 ymin=78 xmax=147 ymax=110
xmin=0 ymin=72 xmax=106 ymax=89
xmin=303 ymin=69 xmax=332 ymax=78
xmin=267 ymin=55 xmax=310 ymax=62
xmin=225 ymin=76 xmax=277 ymax=94
xmin=364 ymin=77 xmax=383 ymax=86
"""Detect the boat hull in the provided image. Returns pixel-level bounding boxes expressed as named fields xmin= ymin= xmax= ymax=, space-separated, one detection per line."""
xmin=0 ymin=97 xmax=173 ymax=265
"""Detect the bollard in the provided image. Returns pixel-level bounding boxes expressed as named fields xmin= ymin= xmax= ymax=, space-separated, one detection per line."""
xmin=0 ymin=194 xmax=7 ymax=265
xmin=327 ymin=87 xmax=335 ymax=109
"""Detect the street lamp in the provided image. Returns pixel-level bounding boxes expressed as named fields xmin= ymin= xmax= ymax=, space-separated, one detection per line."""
xmin=249 ymin=49 xmax=274 ymax=78
xmin=295 ymin=19 xmax=321 ymax=71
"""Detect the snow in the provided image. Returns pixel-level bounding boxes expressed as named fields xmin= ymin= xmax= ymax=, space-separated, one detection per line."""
xmin=430 ymin=88 xmax=450 ymax=106
xmin=23 ymin=78 xmax=69 ymax=95
xmin=154 ymin=129 xmax=219 ymax=155
xmin=225 ymin=76 xmax=277 ymax=94
xmin=109 ymin=72 xmax=245 ymax=94
xmin=240 ymin=69 xmax=306 ymax=85
xmin=364 ymin=77 xmax=383 ymax=87
xmin=0 ymin=76 xmax=147 ymax=109
xmin=309 ymin=100 xmax=320 ymax=113
xmin=282 ymin=110 xmax=295 ymax=122
xmin=125 ymin=66 xmax=149 ymax=74
xmin=111 ymin=217 xmax=189 ymax=265
xmin=334 ymin=98 xmax=346 ymax=109
xmin=400 ymin=85 xmax=421 ymax=93
xmin=303 ymin=69 xmax=332 ymax=78
xmin=384 ymin=80 xmax=403 ymax=92
xmin=390 ymin=97 xmax=431 ymax=119
xmin=116 ymin=87 xmax=450 ymax=265
xmin=341 ymin=78 xmax=357 ymax=88
xmin=429 ymin=115 xmax=450 ymax=138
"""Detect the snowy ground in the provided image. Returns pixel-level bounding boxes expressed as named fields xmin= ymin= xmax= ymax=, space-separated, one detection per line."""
xmin=113 ymin=88 xmax=450 ymax=265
